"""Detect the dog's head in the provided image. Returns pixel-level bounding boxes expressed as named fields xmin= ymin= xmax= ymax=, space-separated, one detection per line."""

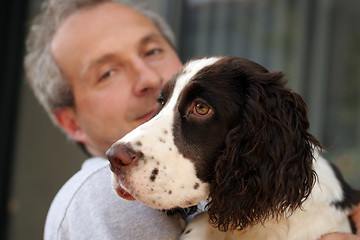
xmin=107 ymin=56 xmax=321 ymax=231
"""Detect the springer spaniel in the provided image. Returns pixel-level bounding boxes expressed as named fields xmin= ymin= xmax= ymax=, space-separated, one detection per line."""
xmin=106 ymin=56 xmax=360 ymax=239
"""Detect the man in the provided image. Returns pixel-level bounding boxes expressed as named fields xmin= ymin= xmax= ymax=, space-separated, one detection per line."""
xmin=26 ymin=0 xmax=183 ymax=239
xmin=24 ymin=0 xmax=360 ymax=239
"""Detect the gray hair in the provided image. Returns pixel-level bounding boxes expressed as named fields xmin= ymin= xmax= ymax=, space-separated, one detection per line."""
xmin=24 ymin=0 xmax=176 ymax=123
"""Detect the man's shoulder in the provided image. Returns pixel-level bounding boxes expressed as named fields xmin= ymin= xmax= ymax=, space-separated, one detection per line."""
xmin=44 ymin=157 xmax=112 ymax=238
xmin=44 ymin=157 xmax=183 ymax=240
xmin=50 ymin=157 xmax=110 ymax=206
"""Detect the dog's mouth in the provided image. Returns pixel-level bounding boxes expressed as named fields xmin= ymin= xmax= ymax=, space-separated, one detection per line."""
xmin=112 ymin=176 xmax=136 ymax=201
xmin=115 ymin=185 xmax=136 ymax=201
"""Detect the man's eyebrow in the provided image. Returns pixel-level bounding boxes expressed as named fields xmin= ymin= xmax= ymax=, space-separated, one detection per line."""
xmin=81 ymin=53 xmax=116 ymax=78
xmin=139 ymin=32 xmax=164 ymax=45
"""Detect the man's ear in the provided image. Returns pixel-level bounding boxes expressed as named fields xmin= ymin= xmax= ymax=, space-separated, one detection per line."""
xmin=54 ymin=108 xmax=87 ymax=143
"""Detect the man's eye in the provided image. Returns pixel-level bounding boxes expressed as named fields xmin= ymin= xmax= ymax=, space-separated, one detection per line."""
xmin=157 ymin=91 xmax=165 ymax=105
xmin=99 ymin=70 xmax=114 ymax=81
xmin=146 ymin=48 xmax=162 ymax=56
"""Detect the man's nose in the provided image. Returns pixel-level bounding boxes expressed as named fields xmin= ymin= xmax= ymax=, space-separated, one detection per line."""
xmin=106 ymin=144 xmax=143 ymax=170
xmin=132 ymin=59 xmax=163 ymax=96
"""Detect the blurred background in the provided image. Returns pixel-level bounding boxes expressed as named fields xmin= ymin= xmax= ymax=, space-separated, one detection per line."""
xmin=1 ymin=0 xmax=359 ymax=239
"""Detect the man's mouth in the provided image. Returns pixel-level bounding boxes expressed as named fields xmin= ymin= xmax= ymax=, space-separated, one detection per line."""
xmin=136 ymin=108 xmax=157 ymax=123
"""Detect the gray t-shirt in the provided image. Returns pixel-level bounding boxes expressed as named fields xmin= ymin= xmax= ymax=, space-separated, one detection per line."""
xmin=44 ymin=157 xmax=183 ymax=240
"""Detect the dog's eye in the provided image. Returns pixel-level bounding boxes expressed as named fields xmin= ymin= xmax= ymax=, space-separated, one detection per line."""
xmin=194 ymin=102 xmax=210 ymax=116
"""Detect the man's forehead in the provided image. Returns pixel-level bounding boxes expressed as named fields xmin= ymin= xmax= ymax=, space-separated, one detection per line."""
xmin=50 ymin=2 xmax=163 ymax=80
xmin=51 ymin=2 xmax=156 ymax=47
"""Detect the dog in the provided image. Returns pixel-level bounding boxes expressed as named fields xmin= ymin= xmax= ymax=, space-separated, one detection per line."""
xmin=106 ymin=56 xmax=360 ymax=239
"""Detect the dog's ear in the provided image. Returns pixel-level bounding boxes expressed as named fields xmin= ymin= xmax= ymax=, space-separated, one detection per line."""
xmin=207 ymin=69 xmax=322 ymax=232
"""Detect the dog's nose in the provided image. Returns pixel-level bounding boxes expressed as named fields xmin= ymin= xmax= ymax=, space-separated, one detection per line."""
xmin=106 ymin=144 xmax=141 ymax=170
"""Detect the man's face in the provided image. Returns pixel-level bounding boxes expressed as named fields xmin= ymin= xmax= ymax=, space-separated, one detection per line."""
xmin=51 ymin=2 xmax=182 ymax=156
